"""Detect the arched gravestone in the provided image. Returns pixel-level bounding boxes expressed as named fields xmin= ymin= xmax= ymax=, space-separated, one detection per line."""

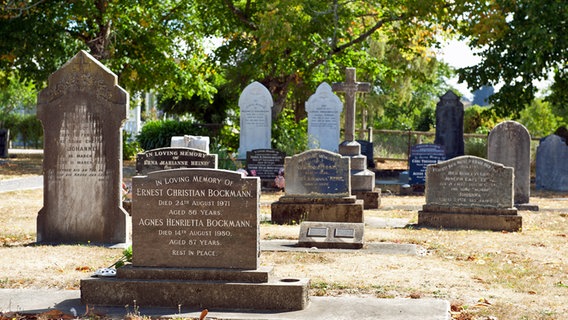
xmin=536 ymin=134 xmax=568 ymax=191
xmin=238 ymin=81 xmax=273 ymax=159
xmin=36 ymin=50 xmax=129 ymax=243
xmin=434 ymin=91 xmax=464 ymax=159
xmin=306 ymin=82 xmax=343 ymax=152
xmin=488 ymin=121 xmax=534 ymax=207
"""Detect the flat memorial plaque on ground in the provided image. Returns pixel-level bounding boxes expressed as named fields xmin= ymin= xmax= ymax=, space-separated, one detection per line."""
xmin=136 ymin=147 xmax=217 ymax=174
xmin=132 ymin=169 xmax=260 ymax=269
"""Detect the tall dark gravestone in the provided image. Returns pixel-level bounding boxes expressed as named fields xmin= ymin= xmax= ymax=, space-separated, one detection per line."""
xmin=36 ymin=51 xmax=129 ymax=243
xmin=0 ymin=129 xmax=8 ymax=158
xmin=434 ymin=91 xmax=464 ymax=159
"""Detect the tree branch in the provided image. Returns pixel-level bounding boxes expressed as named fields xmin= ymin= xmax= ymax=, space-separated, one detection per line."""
xmin=223 ymin=0 xmax=257 ymax=30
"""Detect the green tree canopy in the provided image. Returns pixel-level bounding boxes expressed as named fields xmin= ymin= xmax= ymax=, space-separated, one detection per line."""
xmin=456 ymin=0 xmax=568 ymax=117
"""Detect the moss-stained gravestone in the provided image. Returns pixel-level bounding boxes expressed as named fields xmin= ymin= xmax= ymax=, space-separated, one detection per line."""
xmin=36 ymin=51 xmax=129 ymax=243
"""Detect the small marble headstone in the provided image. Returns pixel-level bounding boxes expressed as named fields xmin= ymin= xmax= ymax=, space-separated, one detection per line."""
xmin=536 ymin=134 xmax=568 ymax=191
xmin=434 ymin=91 xmax=464 ymax=159
xmin=306 ymin=82 xmax=343 ymax=152
xmin=238 ymin=81 xmax=273 ymax=159
xmin=136 ymin=147 xmax=217 ymax=175
xmin=409 ymin=144 xmax=446 ymax=185
xmin=487 ymin=121 xmax=532 ymax=204
xmin=284 ymin=149 xmax=351 ymax=197
xmin=170 ymin=135 xmax=210 ymax=153
xmin=36 ymin=50 xmax=129 ymax=243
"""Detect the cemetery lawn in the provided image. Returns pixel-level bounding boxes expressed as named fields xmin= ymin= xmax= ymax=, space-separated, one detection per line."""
xmin=1 ymin=159 xmax=567 ymax=320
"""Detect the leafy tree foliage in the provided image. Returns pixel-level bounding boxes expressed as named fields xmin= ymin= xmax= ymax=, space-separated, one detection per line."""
xmin=0 ymin=0 xmax=217 ymax=100
xmin=519 ymin=99 xmax=564 ymax=137
xmin=456 ymin=0 xmax=568 ymax=116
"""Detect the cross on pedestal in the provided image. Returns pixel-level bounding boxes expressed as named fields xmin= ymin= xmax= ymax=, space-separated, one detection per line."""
xmin=332 ymin=68 xmax=371 ymax=142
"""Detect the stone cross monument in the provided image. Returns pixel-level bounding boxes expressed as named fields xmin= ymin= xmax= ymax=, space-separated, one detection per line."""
xmin=332 ymin=68 xmax=371 ymax=144
xmin=332 ymin=68 xmax=379 ymax=209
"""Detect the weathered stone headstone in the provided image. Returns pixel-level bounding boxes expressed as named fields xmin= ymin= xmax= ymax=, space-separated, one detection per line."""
xmin=434 ymin=91 xmax=464 ymax=159
xmin=81 ymin=168 xmax=309 ymax=310
xmin=246 ymin=149 xmax=285 ymax=187
xmin=306 ymin=82 xmax=343 ymax=152
xmin=418 ymin=156 xmax=522 ymax=231
xmin=332 ymin=68 xmax=379 ymax=209
xmin=536 ymin=134 xmax=568 ymax=191
xmin=136 ymin=147 xmax=217 ymax=175
xmin=271 ymin=149 xmax=364 ymax=248
xmin=36 ymin=50 xmax=129 ymax=243
xmin=238 ymin=81 xmax=273 ymax=159
xmin=0 ymin=129 xmax=9 ymax=158
xmin=488 ymin=121 xmax=537 ymax=210
xmin=409 ymin=144 xmax=446 ymax=185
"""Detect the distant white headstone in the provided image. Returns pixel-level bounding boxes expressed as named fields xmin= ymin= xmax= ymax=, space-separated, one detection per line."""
xmin=170 ymin=135 xmax=210 ymax=153
xmin=306 ymin=83 xmax=343 ymax=152
xmin=238 ymin=82 xmax=273 ymax=159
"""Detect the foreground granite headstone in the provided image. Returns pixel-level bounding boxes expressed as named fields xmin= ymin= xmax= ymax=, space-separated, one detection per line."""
xmin=136 ymin=147 xmax=217 ymax=175
xmin=82 ymin=168 xmax=309 ymax=310
xmin=238 ymin=81 xmax=273 ymax=159
xmin=418 ymin=156 xmax=522 ymax=231
xmin=306 ymin=82 xmax=343 ymax=152
xmin=488 ymin=121 xmax=537 ymax=210
xmin=536 ymin=134 xmax=568 ymax=191
xmin=271 ymin=149 xmax=364 ymax=248
xmin=36 ymin=50 xmax=129 ymax=243
xmin=434 ymin=91 xmax=464 ymax=159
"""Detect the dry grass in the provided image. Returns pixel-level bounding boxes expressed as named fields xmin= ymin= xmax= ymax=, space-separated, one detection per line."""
xmin=1 ymin=158 xmax=567 ymax=319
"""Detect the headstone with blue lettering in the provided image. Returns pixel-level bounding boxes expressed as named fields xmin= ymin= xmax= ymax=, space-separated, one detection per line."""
xmin=409 ymin=144 xmax=446 ymax=185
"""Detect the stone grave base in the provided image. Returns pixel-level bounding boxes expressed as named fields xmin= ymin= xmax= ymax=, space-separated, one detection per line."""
xmin=298 ymin=221 xmax=364 ymax=249
xmin=418 ymin=205 xmax=522 ymax=232
xmin=81 ymin=266 xmax=309 ymax=311
xmin=515 ymin=203 xmax=539 ymax=211
xmin=352 ymin=189 xmax=381 ymax=209
xmin=271 ymin=196 xmax=364 ymax=225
